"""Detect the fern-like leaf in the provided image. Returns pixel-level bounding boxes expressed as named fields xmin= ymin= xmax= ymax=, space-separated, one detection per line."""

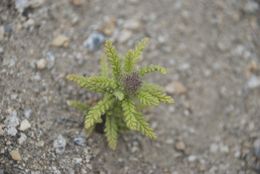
xmin=122 ymin=98 xmax=156 ymax=139
xmin=104 ymin=41 xmax=121 ymax=79
xmin=139 ymin=65 xmax=167 ymax=76
xmin=67 ymin=74 xmax=117 ymax=93
xmin=105 ymin=115 xmax=118 ymax=150
xmin=124 ymin=38 xmax=149 ymax=73
xmin=134 ymin=112 xmax=156 ymax=139
xmin=67 ymin=100 xmax=89 ymax=112
xmin=122 ymin=99 xmax=138 ymax=130
xmin=136 ymin=88 xmax=160 ymax=106
xmin=85 ymin=95 xmax=114 ymax=129
xmin=100 ymin=55 xmax=109 ymax=77
xmin=142 ymin=83 xmax=174 ymax=104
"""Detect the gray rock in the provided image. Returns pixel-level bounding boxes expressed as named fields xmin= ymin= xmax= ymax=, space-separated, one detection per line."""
xmin=187 ymin=155 xmax=197 ymax=162
xmin=83 ymin=32 xmax=105 ymax=52
xmin=53 ymin=135 xmax=66 ymax=154
xmin=18 ymin=133 xmax=27 ymax=144
xmin=247 ymin=75 xmax=260 ymax=89
xmin=117 ymin=30 xmax=132 ymax=43
xmin=46 ymin=52 xmax=55 ymax=69
xmin=23 ymin=19 xmax=35 ymax=29
xmin=24 ymin=108 xmax=32 ymax=118
xmin=19 ymin=119 xmax=31 ymax=131
xmin=124 ymin=19 xmax=142 ymax=31
xmin=0 ymin=47 xmax=4 ymax=54
xmin=244 ymin=0 xmax=259 ymax=14
xmin=15 ymin=0 xmax=45 ymax=13
xmin=0 ymin=169 xmax=4 ymax=174
xmin=73 ymin=136 xmax=86 ymax=146
xmin=254 ymin=138 xmax=260 ymax=159
xmin=36 ymin=58 xmax=47 ymax=70
xmin=4 ymin=111 xmax=19 ymax=136
xmin=15 ymin=0 xmax=29 ymax=13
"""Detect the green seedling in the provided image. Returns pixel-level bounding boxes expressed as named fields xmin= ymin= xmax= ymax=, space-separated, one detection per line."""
xmin=67 ymin=38 xmax=174 ymax=149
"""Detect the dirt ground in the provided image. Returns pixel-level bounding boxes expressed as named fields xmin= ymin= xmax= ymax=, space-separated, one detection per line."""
xmin=0 ymin=0 xmax=260 ymax=173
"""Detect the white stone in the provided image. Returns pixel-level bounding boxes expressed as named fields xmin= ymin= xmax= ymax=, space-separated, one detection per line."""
xmin=53 ymin=135 xmax=66 ymax=154
xmin=244 ymin=0 xmax=259 ymax=13
xmin=247 ymin=75 xmax=260 ymax=89
xmin=124 ymin=19 xmax=142 ymax=31
xmin=36 ymin=59 xmax=47 ymax=70
xmin=19 ymin=119 xmax=31 ymax=131
xmin=18 ymin=133 xmax=27 ymax=144
xmin=4 ymin=111 xmax=19 ymax=136
xmin=188 ymin=155 xmax=197 ymax=162
xmin=117 ymin=30 xmax=132 ymax=43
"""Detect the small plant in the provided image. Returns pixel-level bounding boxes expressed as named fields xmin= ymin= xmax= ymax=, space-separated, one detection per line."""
xmin=67 ymin=38 xmax=174 ymax=149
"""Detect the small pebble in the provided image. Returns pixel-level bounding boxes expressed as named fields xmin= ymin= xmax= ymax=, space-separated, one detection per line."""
xmin=51 ymin=35 xmax=69 ymax=47
xmin=0 ymin=47 xmax=4 ymax=54
xmin=23 ymin=19 xmax=35 ymax=29
xmin=53 ymin=135 xmax=66 ymax=154
xmin=246 ymin=75 xmax=260 ymax=89
xmin=254 ymin=138 xmax=260 ymax=159
xmin=244 ymin=0 xmax=259 ymax=13
xmin=36 ymin=58 xmax=47 ymax=70
xmin=124 ymin=19 xmax=142 ymax=31
xmin=15 ymin=0 xmax=29 ymax=13
xmin=70 ymin=0 xmax=83 ymax=6
xmin=4 ymin=111 xmax=19 ymax=136
xmin=100 ymin=17 xmax=116 ymax=36
xmin=188 ymin=155 xmax=197 ymax=162
xmin=29 ymin=0 xmax=45 ymax=8
xmin=166 ymin=81 xmax=187 ymax=95
xmin=46 ymin=52 xmax=55 ymax=69
xmin=73 ymin=136 xmax=86 ymax=146
xmin=175 ymin=141 xmax=186 ymax=152
xmin=117 ymin=30 xmax=132 ymax=43
xmin=19 ymin=119 xmax=31 ymax=131
xmin=219 ymin=144 xmax=229 ymax=154
xmin=24 ymin=109 xmax=32 ymax=118
xmin=83 ymin=32 xmax=105 ymax=52
xmin=10 ymin=149 xmax=22 ymax=161
xmin=18 ymin=133 xmax=27 ymax=144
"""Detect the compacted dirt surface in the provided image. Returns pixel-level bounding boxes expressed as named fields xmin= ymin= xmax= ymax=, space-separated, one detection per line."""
xmin=1 ymin=0 xmax=260 ymax=173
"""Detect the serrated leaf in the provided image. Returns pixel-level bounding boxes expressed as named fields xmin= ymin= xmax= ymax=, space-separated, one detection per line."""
xmin=67 ymin=74 xmax=117 ymax=93
xmin=124 ymin=38 xmax=149 ymax=73
xmin=84 ymin=95 xmax=114 ymax=129
xmin=67 ymin=100 xmax=89 ymax=111
xmin=138 ymin=65 xmax=167 ymax=76
xmin=105 ymin=115 xmax=118 ymax=150
xmin=104 ymin=41 xmax=121 ymax=79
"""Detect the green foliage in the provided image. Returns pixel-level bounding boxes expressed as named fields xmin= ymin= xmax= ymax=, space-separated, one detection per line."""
xmin=124 ymin=38 xmax=149 ymax=73
xmin=99 ymin=54 xmax=109 ymax=77
xmin=67 ymin=38 xmax=173 ymax=149
xmin=67 ymin=74 xmax=117 ymax=93
xmin=84 ymin=95 xmax=114 ymax=129
xmin=67 ymin=100 xmax=89 ymax=112
xmin=104 ymin=41 xmax=121 ymax=79
xmin=139 ymin=65 xmax=167 ymax=76
xmin=105 ymin=115 xmax=118 ymax=150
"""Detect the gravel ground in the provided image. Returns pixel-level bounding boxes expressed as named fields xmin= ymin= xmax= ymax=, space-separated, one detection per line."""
xmin=0 ymin=0 xmax=260 ymax=173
